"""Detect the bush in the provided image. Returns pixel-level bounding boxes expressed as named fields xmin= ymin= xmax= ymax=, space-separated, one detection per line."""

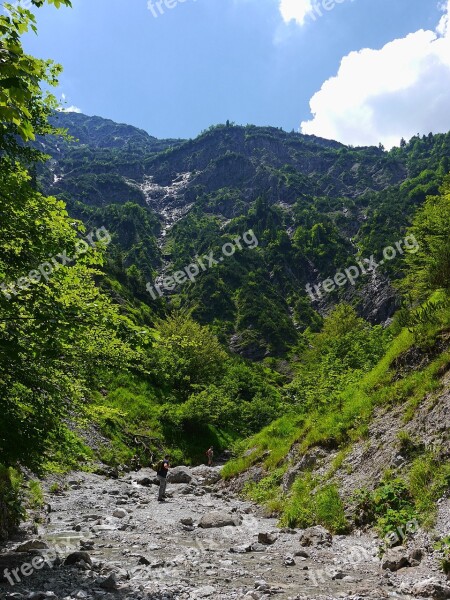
xmin=0 ymin=465 xmax=24 ymax=540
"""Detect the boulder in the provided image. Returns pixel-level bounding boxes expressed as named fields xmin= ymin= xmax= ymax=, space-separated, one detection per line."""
xmin=64 ymin=551 xmax=93 ymax=567
xmin=136 ymin=477 xmax=152 ymax=487
xmin=191 ymin=466 xmax=221 ymax=485
xmin=198 ymin=511 xmax=242 ymax=529
xmin=299 ymin=526 xmax=332 ymax=547
xmin=15 ymin=540 xmax=49 ymax=553
xmin=167 ymin=466 xmax=193 ymax=484
xmin=258 ymin=532 xmax=278 ymax=545
xmin=412 ymin=578 xmax=450 ymax=599
xmin=99 ymin=573 xmax=118 ymax=591
xmin=229 ymin=544 xmax=253 ymax=554
xmin=180 ymin=517 xmax=194 ymax=526
xmin=381 ymin=547 xmax=410 ymax=571
xmin=113 ymin=508 xmax=128 ymax=519
xmin=409 ymin=547 xmax=424 ymax=566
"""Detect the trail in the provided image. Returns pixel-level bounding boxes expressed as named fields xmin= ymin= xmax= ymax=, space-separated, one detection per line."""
xmin=0 ymin=468 xmax=446 ymax=600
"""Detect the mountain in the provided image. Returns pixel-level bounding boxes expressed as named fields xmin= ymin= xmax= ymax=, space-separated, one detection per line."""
xmin=36 ymin=113 xmax=450 ymax=357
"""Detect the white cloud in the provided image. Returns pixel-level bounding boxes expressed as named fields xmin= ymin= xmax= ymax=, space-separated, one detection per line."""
xmin=279 ymin=0 xmax=313 ymax=26
xmin=301 ymin=1 xmax=450 ymax=148
xmin=58 ymin=105 xmax=82 ymax=113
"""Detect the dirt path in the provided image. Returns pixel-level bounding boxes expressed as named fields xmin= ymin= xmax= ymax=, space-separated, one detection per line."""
xmin=0 ymin=469 xmax=447 ymax=600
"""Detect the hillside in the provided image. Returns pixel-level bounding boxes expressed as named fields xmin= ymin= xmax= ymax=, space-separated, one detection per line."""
xmin=37 ymin=113 xmax=450 ymax=357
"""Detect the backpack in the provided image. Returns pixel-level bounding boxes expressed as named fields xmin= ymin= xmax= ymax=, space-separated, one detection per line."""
xmin=153 ymin=459 xmax=164 ymax=473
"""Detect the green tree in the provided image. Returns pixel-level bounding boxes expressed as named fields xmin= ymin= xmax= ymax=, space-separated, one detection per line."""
xmin=152 ymin=313 xmax=227 ymax=401
xmin=403 ymin=177 xmax=450 ymax=299
xmin=1 ymin=1 xmax=71 ymax=160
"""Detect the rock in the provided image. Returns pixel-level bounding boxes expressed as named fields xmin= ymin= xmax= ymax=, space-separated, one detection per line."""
xmin=113 ymin=508 xmax=127 ymax=519
xmin=250 ymin=543 xmax=267 ymax=552
xmin=299 ymin=526 xmax=332 ymax=547
xmin=64 ymin=551 xmax=93 ymax=566
xmin=191 ymin=466 xmax=221 ymax=485
xmin=180 ymin=517 xmax=194 ymax=526
xmin=409 ymin=547 xmax=424 ymax=566
xmin=99 ymin=573 xmax=118 ymax=591
xmin=258 ymin=532 xmax=278 ymax=545
xmin=284 ymin=555 xmax=296 ymax=566
xmin=331 ymin=570 xmax=345 ymax=580
xmin=79 ymin=539 xmax=94 ymax=550
xmin=282 ymin=449 xmax=326 ymax=492
xmin=136 ymin=477 xmax=152 ymax=487
xmin=15 ymin=540 xmax=49 ymax=552
xmin=229 ymin=544 xmax=253 ymax=553
xmin=167 ymin=466 xmax=193 ymax=484
xmin=194 ymin=586 xmax=216 ymax=598
xmin=412 ymin=578 xmax=450 ymax=599
xmin=137 ymin=555 xmax=151 ymax=566
xmin=381 ymin=547 xmax=410 ymax=571
xmin=198 ymin=511 xmax=242 ymax=528
xmin=295 ymin=550 xmax=309 ymax=558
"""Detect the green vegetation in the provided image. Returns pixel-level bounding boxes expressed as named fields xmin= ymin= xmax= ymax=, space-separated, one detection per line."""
xmin=1 ymin=0 xmax=449 ymax=545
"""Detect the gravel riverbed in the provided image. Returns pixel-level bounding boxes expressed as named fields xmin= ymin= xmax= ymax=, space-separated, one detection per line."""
xmin=0 ymin=468 xmax=448 ymax=600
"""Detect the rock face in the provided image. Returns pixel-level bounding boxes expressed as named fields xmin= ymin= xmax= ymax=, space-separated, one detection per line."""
xmin=299 ymin=526 xmax=332 ymax=547
xmin=282 ymin=448 xmax=326 ymax=492
xmin=198 ymin=511 xmax=242 ymax=529
xmin=167 ymin=466 xmax=194 ymax=484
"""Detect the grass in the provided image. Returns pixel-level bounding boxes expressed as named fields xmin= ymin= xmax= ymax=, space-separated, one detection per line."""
xmin=27 ymin=480 xmax=44 ymax=510
xmin=281 ymin=476 xmax=348 ymax=533
xmin=222 ymin=308 xmax=450 ymax=533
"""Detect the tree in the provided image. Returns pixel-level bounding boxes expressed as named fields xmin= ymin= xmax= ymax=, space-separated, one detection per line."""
xmin=0 ymin=0 xmax=145 ymax=471
xmin=0 ymin=165 xmax=140 ymax=470
xmin=152 ymin=313 xmax=227 ymax=401
xmin=403 ymin=177 xmax=450 ymax=299
xmin=0 ymin=1 xmax=71 ymax=161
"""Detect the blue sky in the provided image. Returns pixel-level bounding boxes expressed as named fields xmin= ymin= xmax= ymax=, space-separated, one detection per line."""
xmin=14 ymin=0 xmax=450 ymax=146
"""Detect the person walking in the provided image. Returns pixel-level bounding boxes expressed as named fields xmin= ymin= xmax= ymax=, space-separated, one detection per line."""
xmin=206 ymin=446 xmax=214 ymax=467
xmin=156 ymin=454 xmax=170 ymax=502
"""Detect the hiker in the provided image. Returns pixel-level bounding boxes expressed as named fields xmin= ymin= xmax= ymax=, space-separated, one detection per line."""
xmin=156 ymin=454 xmax=170 ymax=502
xmin=206 ymin=446 xmax=214 ymax=467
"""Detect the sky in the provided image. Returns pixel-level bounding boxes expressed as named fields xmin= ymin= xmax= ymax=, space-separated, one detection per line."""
xmin=9 ymin=0 xmax=450 ymax=147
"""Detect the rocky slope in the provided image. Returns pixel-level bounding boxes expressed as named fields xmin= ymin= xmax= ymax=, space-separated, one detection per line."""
xmin=1 ymin=467 xmax=449 ymax=600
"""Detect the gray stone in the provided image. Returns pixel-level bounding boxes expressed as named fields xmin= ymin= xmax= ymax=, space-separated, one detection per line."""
xmin=299 ymin=526 xmax=332 ymax=547
xmin=64 ymin=551 xmax=93 ymax=566
xmin=198 ymin=511 xmax=242 ymax=529
xmin=113 ymin=508 xmax=127 ymax=519
xmin=167 ymin=466 xmax=193 ymax=484
xmin=258 ymin=532 xmax=278 ymax=545
xmin=15 ymin=540 xmax=49 ymax=552
xmin=381 ymin=547 xmax=410 ymax=571
xmin=99 ymin=573 xmax=118 ymax=591
xmin=412 ymin=578 xmax=450 ymax=599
